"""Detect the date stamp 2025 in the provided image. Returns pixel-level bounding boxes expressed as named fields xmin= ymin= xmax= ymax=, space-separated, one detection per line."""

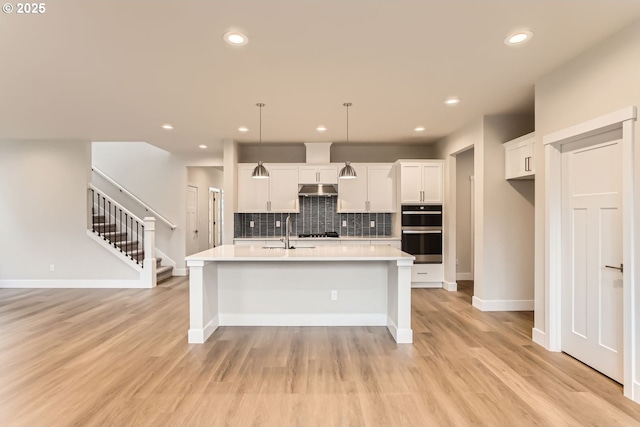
xmin=3 ymin=3 xmax=46 ymax=14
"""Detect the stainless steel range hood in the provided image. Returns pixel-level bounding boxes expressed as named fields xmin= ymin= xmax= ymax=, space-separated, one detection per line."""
xmin=298 ymin=184 xmax=338 ymax=197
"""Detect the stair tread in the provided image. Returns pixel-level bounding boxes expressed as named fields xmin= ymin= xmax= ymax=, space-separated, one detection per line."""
xmin=157 ymin=266 xmax=173 ymax=274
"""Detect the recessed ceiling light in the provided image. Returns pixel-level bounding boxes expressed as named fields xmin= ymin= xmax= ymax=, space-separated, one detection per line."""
xmin=505 ymin=30 xmax=533 ymax=45
xmin=316 ymin=125 xmax=327 ymax=132
xmin=238 ymin=126 xmax=249 ymax=132
xmin=223 ymin=32 xmax=248 ymax=46
xmin=414 ymin=126 xmax=425 ymax=132
xmin=199 ymin=145 xmax=208 ymax=149
xmin=444 ymin=97 xmax=461 ymax=106
xmin=162 ymin=124 xmax=174 ymax=130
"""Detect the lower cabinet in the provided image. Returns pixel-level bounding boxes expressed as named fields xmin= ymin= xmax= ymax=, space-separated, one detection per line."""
xmin=410 ymin=264 xmax=444 ymax=287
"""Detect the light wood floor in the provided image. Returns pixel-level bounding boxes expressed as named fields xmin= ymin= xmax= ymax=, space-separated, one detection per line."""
xmin=1 ymin=278 xmax=640 ymax=427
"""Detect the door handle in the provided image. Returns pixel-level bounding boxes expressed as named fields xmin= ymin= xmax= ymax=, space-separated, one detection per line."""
xmin=605 ymin=264 xmax=623 ymax=273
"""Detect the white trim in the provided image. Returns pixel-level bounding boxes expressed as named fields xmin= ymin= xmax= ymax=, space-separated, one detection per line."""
xmin=456 ymin=272 xmax=473 ymax=280
xmin=411 ymin=282 xmax=443 ymax=289
xmin=532 ymin=328 xmax=547 ymax=348
xmin=87 ymin=230 xmax=143 ymax=273
xmin=0 ymin=279 xmax=147 ymax=289
xmin=387 ymin=317 xmax=413 ymax=344
xmin=188 ymin=316 xmax=219 ymax=344
xmin=219 ymin=313 xmax=387 ymax=326
xmin=472 ymin=296 xmax=534 ymax=311
xmin=634 ymin=382 xmax=640 ymax=405
xmin=544 ymin=106 xmax=637 ymax=400
xmin=543 ymin=106 xmax=636 ymax=146
xmin=443 ymin=280 xmax=458 ymax=292
xmin=173 ymin=268 xmax=188 ymax=276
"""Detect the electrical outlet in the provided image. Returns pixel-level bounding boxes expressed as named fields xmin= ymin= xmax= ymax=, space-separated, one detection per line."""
xmin=370 ymin=220 xmax=375 ymax=228
xmin=250 ymin=221 xmax=255 ymax=228
xmin=276 ymin=221 xmax=281 ymax=228
xmin=456 ymin=258 xmax=459 ymax=266
xmin=331 ymin=290 xmax=338 ymax=300
xmin=50 ymin=264 xmax=55 ymax=272
xmin=342 ymin=220 xmax=347 ymax=227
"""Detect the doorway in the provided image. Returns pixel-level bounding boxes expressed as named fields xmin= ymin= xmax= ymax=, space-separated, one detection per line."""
xmin=544 ymin=106 xmax=637 ymax=400
xmin=209 ymin=188 xmax=222 ymax=248
xmin=186 ymin=185 xmax=199 ymax=256
xmin=455 ymin=148 xmax=475 ymax=299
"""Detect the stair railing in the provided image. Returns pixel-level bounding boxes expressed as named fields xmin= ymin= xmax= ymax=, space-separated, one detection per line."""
xmin=89 ymin=184 xmax=146 ymax=266
xmin=92 ymin=166 xmax=177 ymax=230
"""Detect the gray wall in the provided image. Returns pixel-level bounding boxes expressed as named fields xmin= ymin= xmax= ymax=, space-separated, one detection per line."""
xmin=0 ymin=140 xmax=138 ymax=281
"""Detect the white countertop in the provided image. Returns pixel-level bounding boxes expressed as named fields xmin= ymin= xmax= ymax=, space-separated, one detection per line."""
xmin=186 ymin=244 xmax=414 ymax=262
xmin=233 ymin=236 xmax=401 ymax=241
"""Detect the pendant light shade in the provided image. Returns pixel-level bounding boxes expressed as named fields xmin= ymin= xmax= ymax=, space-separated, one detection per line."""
xmin=252 ymin=103 xmax=269 ymax=179
xmin=339 ymin=102 xmax=357 ymax=179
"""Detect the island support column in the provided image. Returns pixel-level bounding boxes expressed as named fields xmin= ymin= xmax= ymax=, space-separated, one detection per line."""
xmin=387 ymin=258 xmax=414 ymax=343
xmin=187 ymin=260 xmax=220 ymax=343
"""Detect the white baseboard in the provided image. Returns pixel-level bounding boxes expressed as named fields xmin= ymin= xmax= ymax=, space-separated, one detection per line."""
xmin=472 ymin=296 xmax=534 ymax=311
xmin=443 ymin=281 xmax=457 ymax=292
xmin=219 ymin=313 xmax=386 ymax=326
xmin=188 ymin=316 xmax=219 ymax=344
xmin=632 ymin=381 xmax=640 ymax=404
xmin=456 ymin=272 xmax=473 ymax=281
xmin=532 ymin=328 xmax=546 ymax=348
xmin=0 ymin=279 xmax=148 ymax=289
xmin=173 ymin=268 xmax=188 ymax=276
xmin=387 ymin=317 xmax=413 ymax=343
xmin=411 ymin=282 xmax=442 ymax=289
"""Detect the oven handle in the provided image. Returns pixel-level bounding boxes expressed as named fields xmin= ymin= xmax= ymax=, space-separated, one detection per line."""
xmin=402 ymin=211 xmax=441 ymax=215
xmin=402 ymin=230 xmax=442 ymax=234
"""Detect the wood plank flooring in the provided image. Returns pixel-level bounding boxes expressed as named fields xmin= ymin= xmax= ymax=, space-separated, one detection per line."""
xmin=1 ymin=278 xmax=639 ymax=426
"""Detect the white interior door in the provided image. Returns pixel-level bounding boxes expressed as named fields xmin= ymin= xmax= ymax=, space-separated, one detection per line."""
xmin=187 ymin=185 xmax=199 ymax=256
xmin=561 ymin=137 xmax=623 ymax=383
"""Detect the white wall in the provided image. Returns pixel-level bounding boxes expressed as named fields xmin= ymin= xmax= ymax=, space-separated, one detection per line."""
xmin=432 ymin=114 xmax=534 ymax=308
xmin=456 ymin=147 xmax=474 ymax=280
xmin=0 ymin=140 xmax=138 ymax=283
xmin=187 ymin=167 xmax=224 ymax=253
xmin=479 ymin=115 xmax=534 ymax=305
xmin=534 ymin=20 xmax=640 ymax=394
xmin=432 ymin=118 xmax=483 ymax=290
xmin=92 ymin=142 xmax=187 ymax=272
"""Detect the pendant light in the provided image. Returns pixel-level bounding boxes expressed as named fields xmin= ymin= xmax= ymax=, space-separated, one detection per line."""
xmin=339 ymin=102 xmax=357 ymax=179
xmin=251 ymin=102 xmax=269 ymax=179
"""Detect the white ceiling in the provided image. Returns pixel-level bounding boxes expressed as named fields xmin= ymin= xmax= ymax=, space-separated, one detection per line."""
xmin=2 ymin=1 xmax=640 ymax=156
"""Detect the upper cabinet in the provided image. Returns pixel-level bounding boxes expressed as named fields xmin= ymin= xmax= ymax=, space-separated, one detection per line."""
xmin=298 ymin=165 xmax=338 ymax=184
xmin=237 ymin=164 xmax=299 ymax=213
xmin=337 ymin=163 xmax=396 ymax=213
xmin=504 ymin=132 xmax=535 ymax=180
xmin=398 ymin=160 xmax=444 ymax=204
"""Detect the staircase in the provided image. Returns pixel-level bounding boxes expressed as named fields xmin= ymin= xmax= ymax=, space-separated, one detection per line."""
xmin=92 ymin=213 xmax=174 ymax=284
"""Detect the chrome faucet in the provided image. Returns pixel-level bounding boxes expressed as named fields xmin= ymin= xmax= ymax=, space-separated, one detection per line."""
xmin=280 ymin=215 xmax=292 ymax=249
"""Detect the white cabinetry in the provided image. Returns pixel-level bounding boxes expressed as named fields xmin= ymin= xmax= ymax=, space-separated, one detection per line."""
xmin=398 ymin=160 xmax=444 ymax=204
xmin=338 ymin=163 xmax=396 ymax=212
xmin=504 ymin=132 xmax=535 ymax=180
xmin=237 ymin=164 xmax=299 ymax=213
xmin=298 ymin=165 xmax=338 ymax=184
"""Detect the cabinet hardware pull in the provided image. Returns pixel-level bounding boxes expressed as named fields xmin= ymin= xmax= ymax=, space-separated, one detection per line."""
xmin=605 ymin=264 xmax=623 ymax=273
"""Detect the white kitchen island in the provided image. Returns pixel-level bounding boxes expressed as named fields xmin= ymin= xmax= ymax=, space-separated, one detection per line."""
xmin=185 ymin=245 xmax=414 ymax=344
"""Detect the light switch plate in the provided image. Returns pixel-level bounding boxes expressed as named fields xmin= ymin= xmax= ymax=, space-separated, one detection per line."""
xmin=276 ymin=221 xmax=280 ymax=227
xmin=342 ymin=220 xmax=347 ymax=227
xmin=250 ymin=221 xmax=255 ymax=228
xmin=370 ymin=220 xmax=375 ymax=228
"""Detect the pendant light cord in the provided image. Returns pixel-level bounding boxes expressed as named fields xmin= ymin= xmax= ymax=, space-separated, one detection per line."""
xmin=257 ymin=102 xmax=265 ymax=159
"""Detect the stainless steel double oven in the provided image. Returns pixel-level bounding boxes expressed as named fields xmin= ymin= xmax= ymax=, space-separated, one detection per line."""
xmin=401 ymin=204 xmax=443 ymax=264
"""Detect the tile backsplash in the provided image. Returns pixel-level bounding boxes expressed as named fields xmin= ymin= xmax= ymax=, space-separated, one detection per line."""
xmin=234 ymin=196 xmax=392 ymax=238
